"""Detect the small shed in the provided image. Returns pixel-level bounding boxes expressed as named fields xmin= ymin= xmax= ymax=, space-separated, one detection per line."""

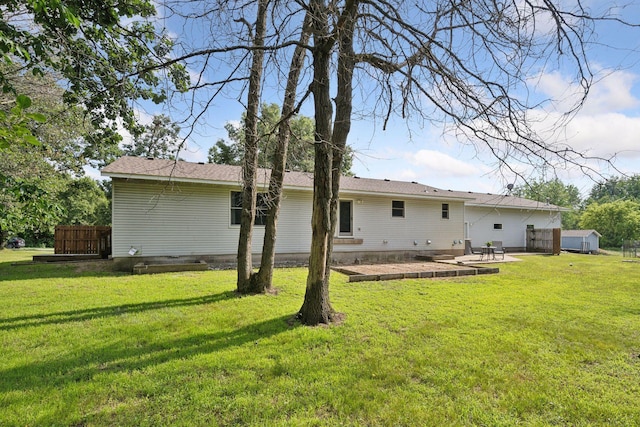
xmin=561 ymin=229 xmax=601 ymax=254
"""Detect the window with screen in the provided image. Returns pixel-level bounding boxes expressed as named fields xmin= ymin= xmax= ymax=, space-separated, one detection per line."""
xmin=441 ymin=203 xmax=449 ymax=219
xmin=392 ymin=200 xmax=405 ymax=217
xmin=231 ymin=191 xmax=268 ymax=226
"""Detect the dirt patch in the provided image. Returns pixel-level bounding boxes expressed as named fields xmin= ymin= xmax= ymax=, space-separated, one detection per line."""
xmin=336 ymin=261 xmax=473 ymax=275
xmin=73 ymin=260 xmax=116 ymax=274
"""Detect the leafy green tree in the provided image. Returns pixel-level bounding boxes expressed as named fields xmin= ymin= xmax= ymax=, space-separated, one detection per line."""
xmin=58 ymin=178 xmax=111 ymax=226
xmin=207 ymin=124 xmax=243 ymax=165
xmin=0 ymin=69 xmax=111 ymax=246
xmin=0 ymin=95 xmax=46 ymax=149
xmin=0 ymin=146 xmax=66 ymax=246
xmin=0 ymin=0 xmax=187 ymax=152
xmin=208 ymin=103 xmax=353 ymax=175
xmin=587 ymin=176 xmax=640 ymax=204
xmin=579 ymin=200 xmax=640 ymax=247
xmin=515 ymin=178 xmax=581 ymax=208
xmin=0 ymin=66 xmax=96 ymax=174
xmin=514 ymin=178 xmax=582 ymax=229
xmin=122 ymin=115 xmax=182 ymax=159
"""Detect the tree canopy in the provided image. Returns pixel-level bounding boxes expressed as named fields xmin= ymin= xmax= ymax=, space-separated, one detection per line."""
xmin=580 ymin=200 xmax=640 ymax=247
xmin=0 ymin=67 xmax=111 ymax=246
xmin=587 ymin=176 xmax=640 ymax=205
xmin=0 ymin=0 xmax=188 ymax=153
xmin=207 ymin=103 xmax=353 ymax=175
xmin=122 ymin=114 xmax=182 ymax=160
xmin=0 ymin=65 xmax=97 ymax=173
xmin=514 ymin=178 xmax=583 ymax=229
xmin=0 ymin=145 xmax=64 ymax=246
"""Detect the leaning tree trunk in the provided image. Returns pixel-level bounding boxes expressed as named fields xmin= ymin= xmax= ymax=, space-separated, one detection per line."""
xmin=237 ymin=0 xmax=268 ymax=294
xmin=251 ymin=12 xmax=312 ymax=292
xmin=324 ymin=2 xmax=356 ymax=276
xmin=298 ymin=0 xmax=336 ymax=325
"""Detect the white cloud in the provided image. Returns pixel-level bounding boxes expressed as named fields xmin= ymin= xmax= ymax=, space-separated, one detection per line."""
xmin=405 ymin=149 xmax=484 ymax=177
xmin=554 ymin=112 xmax=640 ymax=159
xmin=534 ymin=68 xmax=640 ymax=115
xmin=584 ymin=69 xmax=640 ymax=113
xmin=516 ymin=68 xmax=640 ymax=166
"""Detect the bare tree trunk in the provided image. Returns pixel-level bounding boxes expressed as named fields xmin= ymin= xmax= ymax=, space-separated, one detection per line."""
xmin=299 ymin=0 xmax=358 ymax=325
xmin=324 ymin=2 xmax=356 ymax=277
xmin=251 ymin=12 xmax=312 ymax=292
xmin=298 ymin=0 xmax=335 ymax=325
xmin=237 ymin=0 xmax=268 ymax=294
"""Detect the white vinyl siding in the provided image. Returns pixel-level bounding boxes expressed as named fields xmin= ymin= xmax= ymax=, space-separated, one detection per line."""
xmin=111 ymin=179 xmax=314 ymax=258
xmin=112 ymin=179 xmax=245 ymax=257
xmin=333 ymin=195 xmax=465 ymax=253
xmin=465 ymin=206 xmax=561 ymax=249
xmin=111 ymin=178 xmax=466 ymax=258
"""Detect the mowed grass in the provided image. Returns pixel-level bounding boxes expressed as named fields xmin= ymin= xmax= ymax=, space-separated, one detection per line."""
xmin=1 ymin=251 xmax=639 ymax=426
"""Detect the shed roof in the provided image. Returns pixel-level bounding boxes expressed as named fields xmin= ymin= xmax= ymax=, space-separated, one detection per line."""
xmin=562 ymin=229 xmax=602 ymax=238
xmin=102 ymin=156 xmax=563 ymax=210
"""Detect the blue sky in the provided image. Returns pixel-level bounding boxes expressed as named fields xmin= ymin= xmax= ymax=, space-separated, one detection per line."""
xmin=95 ymin=1 xmax=640 ymax=199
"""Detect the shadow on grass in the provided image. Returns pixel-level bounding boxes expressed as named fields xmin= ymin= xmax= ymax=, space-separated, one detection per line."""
xmin=0 ymin=259 xmax=126 ymax=282
xmin=1 ymin=314 xmax=297 ymax=394
xmin=0 ymin=291 xmax=237 ymax=331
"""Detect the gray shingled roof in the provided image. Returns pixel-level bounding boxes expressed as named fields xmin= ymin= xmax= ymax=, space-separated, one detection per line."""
xmin=449 ymin=189 xmax=566 ymax=210
xmin=102 ymin=156 xmax=563 ymax=210
xmin=562 ymin=229 xmax=601 ymax=238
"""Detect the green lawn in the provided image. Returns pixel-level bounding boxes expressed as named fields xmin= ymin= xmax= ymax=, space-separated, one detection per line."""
xmin=1 ymin=250 xmax=639 ymax=426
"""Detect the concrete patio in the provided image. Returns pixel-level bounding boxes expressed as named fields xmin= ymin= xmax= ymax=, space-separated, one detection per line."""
xmin=437 ymin=253 xmax=524 ymax=266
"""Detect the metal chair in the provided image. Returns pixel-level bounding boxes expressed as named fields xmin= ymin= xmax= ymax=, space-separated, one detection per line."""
xmin=493 ymin=240 xmax=505 ymax=260
xmin=471 ymin=245 xmax=484 ymax=260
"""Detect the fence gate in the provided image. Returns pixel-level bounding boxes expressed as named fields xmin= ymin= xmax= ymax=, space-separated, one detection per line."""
xmin=526 ymin=228 xmax=561 ymax=255
xmin=622 ymin=240 xmax=640 ymax=258
xmin=54 ymin=226 xmax=112 ymax=258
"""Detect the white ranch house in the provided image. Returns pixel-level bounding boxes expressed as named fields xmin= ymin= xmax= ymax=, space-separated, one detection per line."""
xmin=102 ymin=157 xmax=562 ymax=270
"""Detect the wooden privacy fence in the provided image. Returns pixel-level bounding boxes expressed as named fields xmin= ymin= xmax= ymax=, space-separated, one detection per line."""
xmin=54 ymin=226 xmax=112 ymax=258
xmin=526 ymin=228 xmax=561 ymax=255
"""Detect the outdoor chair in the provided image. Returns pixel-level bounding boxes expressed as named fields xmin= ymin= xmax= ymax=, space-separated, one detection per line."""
xmin=493 ymin=240 xmax=505 ymax=260
xmin=470 ymin=244 xmax=484 ymax=260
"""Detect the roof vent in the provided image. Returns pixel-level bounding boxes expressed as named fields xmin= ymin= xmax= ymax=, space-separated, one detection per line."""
xmin=198 ymin=162 xmax=204 ymax=165
xmin=146 ymin=157 xmax=154 ymax=160
xmin=384 ymin=179 xmax=390 ymax=182
xmin=433 ymin=189 xmax=438 ymax=192
xmin=487 ymin=192 xmax=492 ymax=195
xmin=468 ymin=191 xmax=473 ymax=193
xmin=354 ymin=176 xmax=360 ymax=179
xmin=448 ymin=189 xmax=452 ymax=192
xmin=411 ymin=181 xmax=418 ymax=184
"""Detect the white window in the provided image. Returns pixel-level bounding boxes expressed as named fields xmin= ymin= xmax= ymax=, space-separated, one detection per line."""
xmin=230 ymin=191 xmax=268 ymax=226
xmin=441 ymin=203 xmax=449 ymax=219
xmin=392 ymin=200 xmax=405 ymax=217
